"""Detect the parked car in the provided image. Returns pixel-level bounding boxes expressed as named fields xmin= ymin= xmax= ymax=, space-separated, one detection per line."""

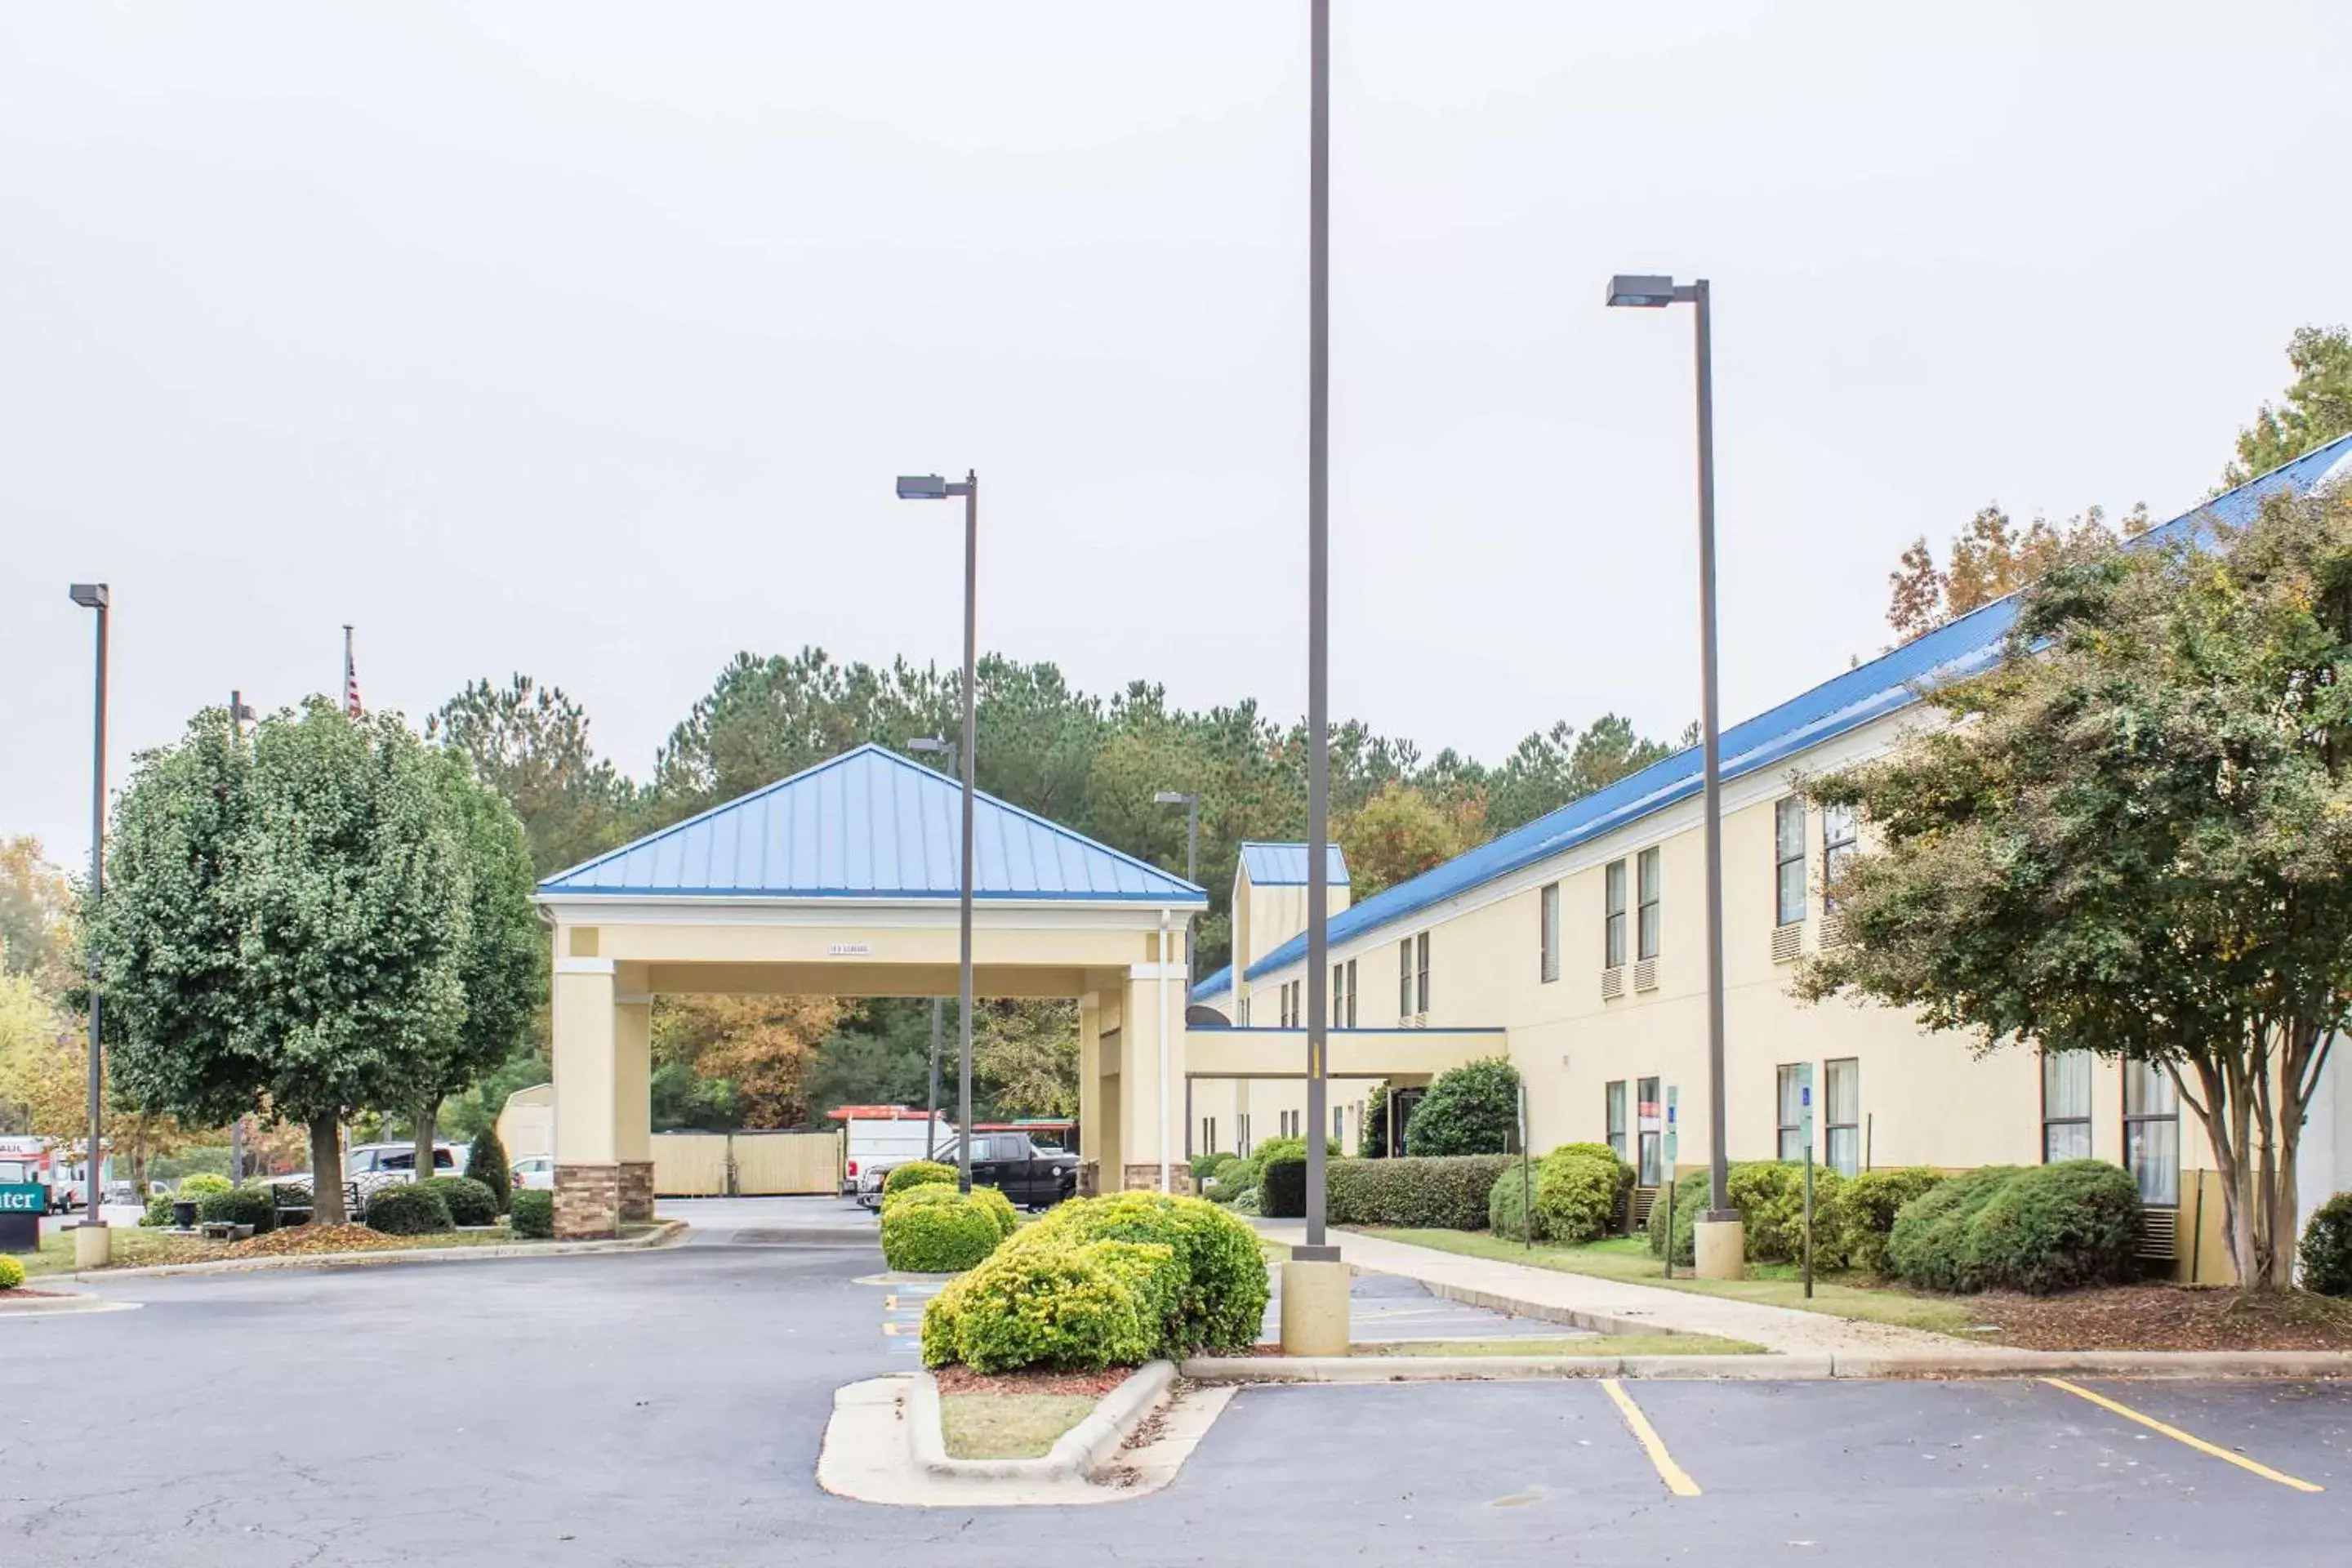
xmin=345 ymin=1143 xmax=467 ymax=1181
xmin=832 ymin=1108 xmax=956 ymax=1196
xmin=510 ymin=1156 xmax=555 ymax=1192
xmin=858 ymin=1130 xmax=1079 ymax=1211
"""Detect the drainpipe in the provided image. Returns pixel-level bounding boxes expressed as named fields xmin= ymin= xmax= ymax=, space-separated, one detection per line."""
xmin=1159 ymin=906 xmax=1173 ymax=1194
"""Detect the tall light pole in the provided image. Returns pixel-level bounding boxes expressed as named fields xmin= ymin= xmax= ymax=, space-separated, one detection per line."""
xmin=897 ymin=474 xmax=978 ymax=1196
xmin=1606 ymin=273 xmax=1738 ymax=1275
xmin=910 ymin=736 xmax=957 ymax=1161
xmin=69 ymin=583 xmax=110 ymax=1264
xmin=1152 ymin=791 xmax=1199 ymax=975
xmin=228 ymin=689 xmax=256 ymax=1183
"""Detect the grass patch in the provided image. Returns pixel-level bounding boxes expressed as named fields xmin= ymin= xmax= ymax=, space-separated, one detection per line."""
xmin=1356 ymin=1332 xmax=1763 ymax=1357
xmin=20 ymin=1218 xmax=657 ymax=1276
xmin=940 ymin=1393 xmax=1098 ymax=1459
xmin=1361 ymin=1227 xmax=1985 ymax=1337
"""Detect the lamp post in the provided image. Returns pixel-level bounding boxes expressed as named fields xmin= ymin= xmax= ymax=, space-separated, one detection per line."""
xmin=1605 ymin=273 xmax=1738 ymax=1276
xmin=910 ymin=736 xmax=958 ymax=1162
xmin=897 ymin=474 xmax=978 ymax=1196
xmin=228 ymin=689 xmax=256 ymax=1183
xmin=68 ymin=583 xmax=110 ymax=1265
xmin=1152 ymin=791 xmax=1199 ymax=974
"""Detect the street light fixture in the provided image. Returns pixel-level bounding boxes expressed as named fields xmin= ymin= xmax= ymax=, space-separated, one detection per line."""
xmin=1152 ymin=791 xmax=1200 ymax=977
xmin=896 ymin=474 xmax=978 ymax=1196
xmin=1606 ymin=271 xmax=1738 ymax=1273
xmin=909 ymin=736 xmax=958 ymax=1161
xmin=67 ymin=583 xmax=111 ymax=1265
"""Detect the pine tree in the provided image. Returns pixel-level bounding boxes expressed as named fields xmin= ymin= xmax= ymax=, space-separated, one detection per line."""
xmin=464 ymin=1120 xmax=512 ymax=1214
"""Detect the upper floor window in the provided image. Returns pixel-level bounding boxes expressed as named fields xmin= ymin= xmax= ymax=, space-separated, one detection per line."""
xmin=1775 ymin=797 xmax=1808 ymax=926
xmin=1603 ymin=860 xmax=1628 ymax=969
xmin=1398 ymin=938 xmax=1414 ymax=1018
xmin=1822 ymin=803 xmax=1859 ymax=910
xmin=1414 ymin=932 xmax=1431 ymax=1014
xmin=1636 ymin=848 xmax=1661 ymax=961
xmin=1539 ymin=882 xmax=1561 ymax=983
xmin=1330 ymin=959 xmax=1357 ymax=1027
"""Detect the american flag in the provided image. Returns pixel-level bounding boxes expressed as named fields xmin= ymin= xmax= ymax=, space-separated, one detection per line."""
xmin=343 ymin=625 xmax=363 ymax=717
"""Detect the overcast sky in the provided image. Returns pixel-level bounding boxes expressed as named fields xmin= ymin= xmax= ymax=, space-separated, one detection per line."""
xmin=6 ymin=1 xmax=2349 ymax=868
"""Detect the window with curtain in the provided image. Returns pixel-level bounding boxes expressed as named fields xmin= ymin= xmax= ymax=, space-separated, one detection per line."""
xmin=1539 ymin=882 xmax=1560 ymax=983
xmin=1824 ymin=1058 xmax=1860 ymax=1176
xmin=1331 ymin=961 xmax=1346 ymax=1027
xmin=2042 ymin=1049 xmax=2092 ymax=1162
xmin=1775 ymin=797 xmax=1808 ymax=926
xmin=1415 ymin=932 xmax=1430 ymax=1014
xmin=1637 ymin=848 xmax=1661 ymax=960
xmin=1343 ymin=959 xmax=1357 ymax=1027
xmin=1776 ymin=1065 xmax=1806 ymax=1161
xmin=2123 ymin=1060 xmax=2179 ymax=1205
xmin=1637 ymin=1076 xmax=1663 ymax=1187
xmin=1605 ymin=1080 xmax=1628 ymax=1163
xmin=1399 ymin=938 xmax=1414 ymax=1018
xmin=1200 ymin=1116 xmax=1217 ymax=1154
xmin=1822 ymin=804 xmax=1859 ymax=910
xmin=1604 ymin=859 xmax=1628 ymax=969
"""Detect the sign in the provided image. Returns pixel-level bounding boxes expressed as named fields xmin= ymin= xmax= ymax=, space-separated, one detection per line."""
xmin=826 ymin=942 xmax=873 ymax=957
xmin=1664 ymin=1085 xmax=1679 ymax=1164
xmin=1796 ymin=1063 xmax=1815 ymax=1144
xmin=0 ymin=1180 xmax=45 ymax=1254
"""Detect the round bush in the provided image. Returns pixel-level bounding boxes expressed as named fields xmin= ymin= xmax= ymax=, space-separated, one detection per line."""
xmin=197 ymin=1186 xmax=278 ymax=1235
xmin=1015 ymin=1192 xmax=1270 ymax=1354
xmin=1887 ymin=1162 xmax=2140 ymax=1294
xmin=926 ymin=1238 xmax=1162 ymax=1373
xmin=1827 ymin=1167 xmax=1947 ymax=1277
xmin=1232 ymin=1134 xmax=1338 ymax=1195
xmin=881 ymin=1192 xmax=1003 ymax=1272
xmin=1492 ymin=1143 xmax=1637 ymax=1244
xmin=140 ymin=1193 xmax=176 ymax=1228
xmin=510 ymin=1188 xmax=555 ymax=1239
xmin=1190 ymin=1152 xmax=1237 ymax=1183
xmin=1886 ymin=1167 xmax=2013 ymax=1290
xmin=0 ymin=1254 xmax=24 ymax=1291
xmin=462 ymin=1123 xmax=512 ymax=1214
xmin=1403 ymin=1057 xmax=1522 ymax=1156
xmin=969 ymin=1185 xmax=1022 ymax=1240
xmin=365 ymin=1183 xmax=455 ymax=1236
xmin=422 ymin=1175 xmax=499 ymax=1227
xmin=1727 ymin=1162 xmax=1846 ymax=1265
xmin=2301 ymin=1193 xmax=2352 ymax=1296
xmin=179 ymin=1173 xmax=234 ymax=1198
xmin=1644 ymin=1169 xmax=1711 ymax=1265
xmin=884 ymin=1160 xmax=958 ymax=1200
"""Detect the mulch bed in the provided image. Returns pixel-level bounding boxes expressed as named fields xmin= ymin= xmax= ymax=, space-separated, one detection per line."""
xmin=1966 ymin=1285 xmax=2352 ymax=1352
xmin=0 ymin=1286 xmax=74 ymax=1299
xmin=221 ymin=1223 xmax=407 ymax=1259
xmin=933 ymin=1365 xmax=1133 ymax=1397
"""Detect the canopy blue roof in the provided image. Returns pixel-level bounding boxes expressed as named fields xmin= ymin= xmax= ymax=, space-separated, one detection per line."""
xmin=541 ymin=744 xmax=1207 ymax=904
xmin=1196 ymin=433 xmax=2352 ymax=1002
xmin=1239 ymin=842 xmax=1351 ymax=888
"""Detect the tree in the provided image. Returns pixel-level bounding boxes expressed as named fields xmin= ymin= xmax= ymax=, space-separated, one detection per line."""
xmin=1802 ymin=484 xmax=2352 ymax=1288
xmin=0 ymin=837 xmax=76 ymax=989
xmin=1403 ymin=1057 xmax=1521 ymax=1156
xmin=1339 ymin=783 xmax=1481 ymax=898
xmin=1886 ymin=503 xmax=2151 ymax=640
xmin=0 ymin=972 xmax=74 ymax=1135
xmin=653 ymin=993 xmax=848 ymax=1129
xmin=463 ymin=1120 xmax=512 ymax=1213
xmin=430 ymin=675 xmax=634 ymax=877
xmin=2227 ymin=325 xmax=2352 ymax=486
xmin=974 ymin=1000 xmax=1079 ymax=1118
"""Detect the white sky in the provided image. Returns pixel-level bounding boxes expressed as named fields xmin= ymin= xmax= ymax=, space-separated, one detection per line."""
xmin=6 ymin=1 xmax=2349 ymax=868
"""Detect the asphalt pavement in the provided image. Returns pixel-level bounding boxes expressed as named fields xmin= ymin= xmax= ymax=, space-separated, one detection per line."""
xmin=5 ymin=1203 xmax=2348 ymax=1566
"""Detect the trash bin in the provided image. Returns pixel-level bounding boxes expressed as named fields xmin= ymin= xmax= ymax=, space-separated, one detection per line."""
xmin=172 ymin=1200 xmax=198 ymax=1229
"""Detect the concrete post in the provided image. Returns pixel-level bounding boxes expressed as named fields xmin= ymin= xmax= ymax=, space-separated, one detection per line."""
xmin=551 ymin=957 xmax=620 ymax=1239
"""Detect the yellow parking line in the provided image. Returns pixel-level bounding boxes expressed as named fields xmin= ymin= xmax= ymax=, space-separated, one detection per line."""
xmin=2040 ymin=1379 xmax=2324 ymax=1494
xmin=1601 ymin=1379 xmax=1701 ymax=1498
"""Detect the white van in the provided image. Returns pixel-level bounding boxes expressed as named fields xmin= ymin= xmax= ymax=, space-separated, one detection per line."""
xmin=834 ymin=1108 xmax=955 ymax=1196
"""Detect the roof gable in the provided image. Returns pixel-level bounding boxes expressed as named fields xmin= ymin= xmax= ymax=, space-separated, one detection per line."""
xmin=541 ymin=744 xmax=1206 ymax=903
xmin=1238 ymin=842 xmax=1351 ymax=888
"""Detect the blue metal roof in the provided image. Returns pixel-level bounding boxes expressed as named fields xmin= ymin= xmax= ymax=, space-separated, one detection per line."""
xmin=1196 ymin=433 xmax=2352 ymax=1001
xmin=541 ymin=743 xmax=1208 ymax=903
xmin=1239 ymin=841 xmax=1351 ymax=887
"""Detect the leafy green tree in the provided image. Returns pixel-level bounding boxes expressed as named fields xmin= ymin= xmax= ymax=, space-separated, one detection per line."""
xmin=1802 ymin=486 xmax=2352 ymax=1288
xmin=1403 ymin=1057 xmax=1521 ymax=1157
xmin=430 ymin=675 xmax=634 ymax=877
xmin=974 ymin=1000 xmax=1079 ymax=1118
xmin=0 ymin=837 xmax=76 ymax=987
xmin=1339 ymin=783 xmax=1480 ymax=898
xmin=2227 ymin=325 xmax=2352 ymax=486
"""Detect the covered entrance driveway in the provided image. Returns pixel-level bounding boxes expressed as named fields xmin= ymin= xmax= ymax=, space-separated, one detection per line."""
xmin=533 ymin=746 xmax=1206 ymax=1238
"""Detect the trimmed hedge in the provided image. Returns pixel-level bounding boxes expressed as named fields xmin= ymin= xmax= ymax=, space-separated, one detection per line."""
xmin=0 ymin=1255 xmax=24 ymax=1291
xmin=463 ymin=1123 xmax=512 ymax=1213
xmin=1260 ymin=1156 xmax=1307 ymax=1218
xmin=1403 ymin=1057 xmax=1521 ymax=1156
xmin=884 ymin=1160 xmax=958 ymax=1200
xmin=1490 ymin=1143 xmax=1635 ymax=1244
xmin=510 ymin=1188 xmax=555 ymax=1239
xmin=1326 ymin=1154 xmax=1519 ymax=1231
xmin=2301 ymin=1192 xmax=2352 ymax=1296
xmin=365 ymin=1183 xmax=455 ymax=1236
xmin=969 ymin=1185 xmax=1022 ymax=1241
xmin=881 ymin=1190 xmax=1004 ymax=1272
xmin=1827 ymin=1167 xmax=1947 ymax=1277
xmin=1232 ymin=1134 xmax=1339 ymax=1195
xmin=422 ymin=1175 xmax=499 ymax=1227
xmin=1887 ymin=1161 xmax=2141 ymax=1294
xmin=198 ymin=1186 xmax=278 ymax=1235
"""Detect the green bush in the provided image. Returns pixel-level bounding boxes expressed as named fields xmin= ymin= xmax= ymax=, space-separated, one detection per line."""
xmin=197 ymin=1186 xmax=278 ymax=1235
xmin=1227 ymin=1187 xmax=1261 ymax=1216
xmin=463 ymin=1123 xmax=512 ymax=1214
xmin=179 ymin=1173 xmax=234 ymax=1198
xmin=365 ymin=1183 xmax=455 ymax=1236
xmin=421 ymin=1175 xmax=499 ymax=1227
xmin=0 ymin=1255 xmax=24 ymax=1291
xmin=1327 ymin=1154 xmax=1519 ymax=1230
xmin=1646 ymin=1169 xmax=1710 ymax=1265
xmin=2301 ymin=1193 xmax=2352 ymax=1296
xmin=884 ymin=1160 xmax=959 ymax=1200
xmin=1403 ymin=1057 xmax=1521 ymax=1156
xmin=1259 ymin=1156 xmax=1307 ymax=1218
xmin=1013 ymin=1192 xmax=1270 ymax=1352
xmin=1887 ymin=1162 xmax=2141 ymax=1294
xmin=510 ymin=1188 xmax=555 ymax=1239
xmin=1489 ymin=1143 xmax=1634 ymax=1244
xmin=140 ymin=1193 xmax=176 ymax=1228
xmin=1827 ymin=1168 xmax=1948 ymax=1277
xmin=881 ymin=1190 xmax=1003 ymax=1272
xmin=1642 ymin=1161 xmax=1846 ymax=1266
xmin=926 ymin=1238 xmax=1165 ymax=1372
xmin=1191 ymin=1152 xmax=1237 ymax=1183
xmin=969 ymin=1185 xmax=1022 ymax=1241
xmin=1233 ymin=1134 xmax=1339 ymax=1194
xmin=1359 ymin=1084 xmax=1403 ymax=1157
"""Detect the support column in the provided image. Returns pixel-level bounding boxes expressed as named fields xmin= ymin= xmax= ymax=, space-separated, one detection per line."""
xmin=1076 ymin=991 xmax=1103 ymax=1198
xmin=614 ymin=977 xmax=653 ymax=1223
xmin=551 ymin=957 xmax=620 ymax=1239
xmin=1114 ymin=962 xmax=1192 ymax=1195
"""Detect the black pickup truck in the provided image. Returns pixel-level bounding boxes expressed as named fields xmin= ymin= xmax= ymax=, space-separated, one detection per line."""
xmin=861 ymin=1131 xmax=1080 ymax=1210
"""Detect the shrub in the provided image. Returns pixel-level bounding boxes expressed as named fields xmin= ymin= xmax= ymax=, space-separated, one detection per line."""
xmin=1360 ymin=1084 xmax=1404 ymax=1157
xmin=884 ymin=1160 xmax=959 ymax=1200
xmin=1403 ymin=1057 xmax=1522 ymax=1156
xmin=1228 ymin=1187 xmax=1261 ymax=1216
xmin=1888 ymin=1162 xmax=2141 ymax=1294
xmin=1014 ymin=1192 xmax=1269 ymax=1352
xmin=1726 ymin=1162 xmax=1847 ymax=1266
xmin=1646 ymin=1169 xmax=1711 ymax=1265
xmin=1233 ymin=1134 xmax=1339 ymax=1194
xmin=179 ymin=1173 xmax=234 ymax=1198
xmin=510 ymin=1188 xmax=555 ymax=1239
xmin=365 ymin=1183 xmax=455 ymax=1236
xmin=969 ymin=1185 xmax=1022 ymax=1241
xmin=2301 ymin=1193 xmax=2352 ymax=1296
xmin=1827 ymin=1168 xmax=1947 ymax=1277
xmin=197 ymin=1186 xmax=278 ymax=1235
xmin=463 ymin=1123 xmax=512 ymax=1213
xmin=1260 ymin=1156 xmax=1307 ymax=1218
xmin=140 ymin=1194 xmax=176 ymax=1228
xmin=1190 ymin=1152 xmax=1237 ymax=1183
xmin=928 ymin=1239 xmax=1163 ymax=1372
xmin=1327 ymin=1154 xmax=1518 ymax=1230
xmin=0 ymin=1255 xmax=24 ymax=1291
xmin=1489 ymin=1143 xmax=1635 ymax=1244
xmin=881 ymin=1191 xmax=1003 ymax=1272
xmin=422 ymin=1175 xmax=499 ymax=1227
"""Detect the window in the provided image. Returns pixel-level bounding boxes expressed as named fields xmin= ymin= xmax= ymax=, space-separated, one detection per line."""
xmin=1415 ymin=932 xmax=1431 ymax=1014
xmin=1603 ymin=860 xmax=1628 ymax=969
xmin=1822 ymin=804 xmax=1858 ymax=909
xmin=1237 ymin=992 xmax=1250 ymax=1025
xmin=1636 ymin=848 xmax=1661 ymax=961
xmin=1345 ymin=959 xmax=1357 ymax=1026
xmin=1200 ymin=1116 xmax=1218 ymax=1154
xmin=1605 ymin=1080 xmax=1628 ymax=1163
xmin=2042 ymin=1049 xmax=2092 ymax=1162
xmin=1776 ymin=1065 xmax=1806 ymax=1162
xmin=1238 ymin=1113 xmax=1252 ymax=1154
xmin=1331 ymin=960 xmax=1356 ymax=1027
xmin=1333 ymin=1106 xmax=1344 ymax=1143
xmin=1824 ymin=1058 xmax=1859 ymax=1177
xmin=1636 ymin=1076 xmax=1664 ymax=1187
xmin=1775 ymin=797 xmax=1808 ymax=925
xmin=2123 ymin=1061 xmax=2179 ymax=1206
xmin=1539 ymin=882 xmax=1561 ymax=983
xmin=1399 ymin=938 xmax=1414 ymax=1018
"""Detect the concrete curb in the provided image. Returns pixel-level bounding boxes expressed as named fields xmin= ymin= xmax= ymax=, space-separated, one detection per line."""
xmin=1365 ymin=1272 xmax=1668 ymax=1339
xmin=908 ymin=1361 xmax=1178 ymax=1481
xmin=72 ymin=1219 xmax=689 ymax=1281
xmin=0 ymin=1290 xmax=115 ymax=1316
xmin=1182 ymin=1348 xmax=2352 ymax=1383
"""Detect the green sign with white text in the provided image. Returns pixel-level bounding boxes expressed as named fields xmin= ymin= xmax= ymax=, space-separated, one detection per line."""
xmin=0 ymin=1183 xmax=46 ymax=1214
xmin=0 ymin=1180 xmax=43 ymax=1253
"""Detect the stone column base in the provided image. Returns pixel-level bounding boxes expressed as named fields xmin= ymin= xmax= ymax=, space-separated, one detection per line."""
xmin=555 ymin=1164 xmax=621 ymax=1240
xmin=617 ymin=1160 xmax=655 ymax=1223
xmin=1077 ymin=1161 xmax=1102 ymax=1198
xmin=1118 ymin=1162 xmax=1195 ymax=1196
xmin=1279 ymin=1258 xmax=1350 ymax=1356
xmin=1694 ymin=1216 xmax=1747 ymax=1280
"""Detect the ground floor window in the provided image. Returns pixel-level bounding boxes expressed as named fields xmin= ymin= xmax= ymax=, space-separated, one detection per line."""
xmin=1333 ymin=1106 xmax=1345 ymax=1144
xmin=1238 ymin=1113 xmax=1252 ymax=1154
xmin=1200 ymin=1116 xmax=1218 ymax=1154
xmin=1824 ymin=1058 xmax=1859 ymax=1177
xmin=2123 ymin=1060 xmax=2179 ymax=1206
xmin=2042 ymin=1049 xmax=2092 ymax=1162
xmin=1279 ymin=1109 xmax=1299 ymax=1138
xmin=1775 ymin=1064 xmax=1806 ymax=1161
xmin=1637 ymin=1076 xmax=1663 ymax=1187
xmin=1605 ymin=1080 xmax=1628 ymax=1163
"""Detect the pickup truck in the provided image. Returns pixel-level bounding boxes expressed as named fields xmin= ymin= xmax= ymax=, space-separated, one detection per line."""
xmin=858 ymin=1131 xmax=1080 ymax=1211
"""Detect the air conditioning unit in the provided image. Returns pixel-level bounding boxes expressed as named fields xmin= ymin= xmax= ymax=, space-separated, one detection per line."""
xmin=2138 ymin=1206 xmax=2180 ymax=1263
xmin=1818 ymin=911 xmax=1848 ymax=950
xmin=1633 ymin=957 xmax=1658 ymax=993
xmin=1600 ymin=966 xmax=1625 ymax=1001
xmin=1412 ymin=1011 xmax=1428 ymax=1029
xmin=1771 ymin=922 xmax=1805 ymax=964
